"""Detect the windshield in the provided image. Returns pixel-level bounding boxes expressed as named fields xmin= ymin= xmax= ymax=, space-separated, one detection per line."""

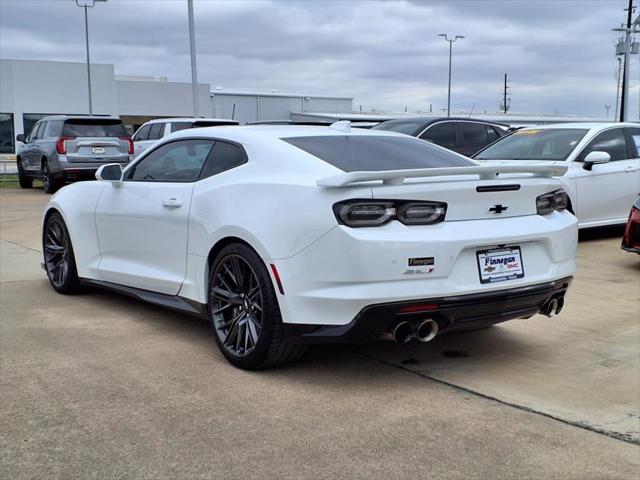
xmin=371 ymin=120 xmax=425 ymax=135
xmin=475 ymin=128 xmax=588 ymax=161
xmin=283 ymin=135 xmax=473 ymax=172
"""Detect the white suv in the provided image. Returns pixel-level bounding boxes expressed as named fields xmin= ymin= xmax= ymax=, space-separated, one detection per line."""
xmin=132 ymin=118 xmax=238 ymax=158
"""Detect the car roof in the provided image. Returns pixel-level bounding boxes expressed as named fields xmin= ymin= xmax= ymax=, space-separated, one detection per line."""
xmin=169 ymin=124 xmax=405 ymax=142
xmin=377 ymin=116 xmax=509 ymax=127
xmin=146 ymin=117 xmax=237 ymax=124
xmin=518 ymin=122 xmax=639 ymax=130
xmin=36 ymin=115 xmax=123 ymax=122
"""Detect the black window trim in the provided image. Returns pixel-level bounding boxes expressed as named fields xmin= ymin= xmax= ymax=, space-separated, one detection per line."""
xmin=125 ymin=137 xmax=248 ymax=183
xmin=623 ymin=127 xmax=640 ymax=158
xmin=574 ymin=127 xmax=630 ymax=163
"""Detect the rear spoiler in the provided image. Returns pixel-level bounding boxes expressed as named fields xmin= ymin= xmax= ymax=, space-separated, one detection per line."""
xmin=317 ymin=164 xmax=568 ymax=187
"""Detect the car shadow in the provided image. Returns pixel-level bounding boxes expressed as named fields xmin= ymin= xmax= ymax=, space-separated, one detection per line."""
xmin=83 ymin=286 xmax=536 ymax=385
xmin=578 ymin=225 xmax=625 ymax=242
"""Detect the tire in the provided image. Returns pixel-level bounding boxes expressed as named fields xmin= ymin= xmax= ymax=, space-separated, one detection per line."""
xmin=42 ymin=160 xmax=61 ymax=194
xmin=17 ymin=159 xmax=33 ymax=189
xmin=208 ymin=243 xmax=307 ymax=370
xmin=43 ymin=211 xmax=81 ymax=294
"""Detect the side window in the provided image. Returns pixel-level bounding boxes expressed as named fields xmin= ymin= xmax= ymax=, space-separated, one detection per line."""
xmin=626 ymin=127 xmax=640 ymax=158
xmin=36 ymin=122 xmax=48 ymax=139
xmin=419 ymin=122 xmax=456 ymax=149
xmin=200 ymin=141 xmax=247 ymax=179
xmin=44 ymin=120 xmax=63 ymax=138
xmin=171 ymin=122 xmax=192 ymax=133
xmin=148 ymin=123 xmax=165 ymax=140
xmin=578 ymin=128 xmax=629 ymax=162
xmin=128 ymin=139 xmax=214 ymax=182
xmin=134 ymin=124 xmax=151 ymax=141
xmin=459 ymin=122 xmax=488 ymax=147
xmin=487 ymin=125 xmax=500 ymax=142
xmin=29 ymin=122 xmax=42 ymax=141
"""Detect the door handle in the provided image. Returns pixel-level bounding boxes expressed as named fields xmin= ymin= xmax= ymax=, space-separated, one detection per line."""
xmin=624 ymin=166 xmax=638 ymax=173
xmin=162 ymin=197 xmax=183 ymax=209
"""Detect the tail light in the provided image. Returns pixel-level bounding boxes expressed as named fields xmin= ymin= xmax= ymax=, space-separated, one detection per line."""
xmin=55 ymin=136 xmax=75 ymax=155
xmin=120 ymin=136 xmax=134 ymax=155
xmin=334 ymin=200 xmax=447 ymax=227
xmin=536 ymin=189 xmax=569 ymax=215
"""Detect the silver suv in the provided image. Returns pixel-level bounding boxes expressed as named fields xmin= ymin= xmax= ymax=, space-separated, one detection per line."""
xmin=16 ymin=115 xmax=132 ymax=193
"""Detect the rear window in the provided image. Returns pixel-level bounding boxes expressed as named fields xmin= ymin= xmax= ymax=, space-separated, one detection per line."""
xmin=371 ymin=120 xmax=425 ymax=135
xmin=63 ymin=119 xmax=127 ymax=137
xmin=283 ymin=135 xmax=473 ymax=172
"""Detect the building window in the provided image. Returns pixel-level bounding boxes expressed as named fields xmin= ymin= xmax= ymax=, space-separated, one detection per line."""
xmin=0 ymin=113 xmax=14 ymax=154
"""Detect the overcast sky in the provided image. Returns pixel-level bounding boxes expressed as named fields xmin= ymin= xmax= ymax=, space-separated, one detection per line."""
xmin=0 ymin=0 xmax=636 ymax=117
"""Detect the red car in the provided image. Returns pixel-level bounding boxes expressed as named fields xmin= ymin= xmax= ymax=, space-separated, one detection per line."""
xmin=622 ymin=196 xmax=640 ymax=254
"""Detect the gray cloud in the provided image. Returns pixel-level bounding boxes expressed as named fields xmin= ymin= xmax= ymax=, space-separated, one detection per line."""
xmin=0 ymin=0 xmax=634 ymax=117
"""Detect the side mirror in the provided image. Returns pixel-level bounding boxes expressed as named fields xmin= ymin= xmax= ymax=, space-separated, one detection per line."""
xmin=16 ymin=134 xmax=26 ymax=143
xmin=95 ymin=163 xmax=123 ymax=186
xmin=583 ymin=151 xmax=610 ymax=171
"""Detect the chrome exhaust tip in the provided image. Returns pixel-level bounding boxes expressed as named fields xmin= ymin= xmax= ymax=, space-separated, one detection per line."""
xmin=416 ymin=319 xmax=439 ymax=343
xmin=388 ymin=321 xmax=414 ymax=343
xmin=554 ymin=296 xmax=565 ymax=315
xmin=543 ymin=298 xmax=559 ymax=318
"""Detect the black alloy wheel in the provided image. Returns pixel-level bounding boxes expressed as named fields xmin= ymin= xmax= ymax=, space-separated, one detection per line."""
xmin=43 ymin=212 xmax=80 ymax=294
xmin=208 ymin=243 xmax=307 ymax=369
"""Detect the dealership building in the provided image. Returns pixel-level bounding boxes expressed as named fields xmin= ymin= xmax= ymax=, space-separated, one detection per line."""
xmin=0 ymin=59 xmax=353 ymax=154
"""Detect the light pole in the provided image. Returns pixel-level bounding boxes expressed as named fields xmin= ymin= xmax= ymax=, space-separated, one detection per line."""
xmin=74 ymin=0 xmax=106 ymax=116
xmin=438 ymin=33 xmax=464 ymax=117
xmin=187 ymin=0 xmax=199 ymax=117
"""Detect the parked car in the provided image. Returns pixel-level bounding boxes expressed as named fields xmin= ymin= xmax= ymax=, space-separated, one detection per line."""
xmin=371 ymin=117 xmax=508 ymax=155
xmin=622 ymin=196 xmax=640 ymax=253
xmin=473 ymin=123 xmax=640 ymax=228
xmin=42 ymin=125 xmax=576 ymax=369
xmin=16 ymin=115 xmax=132 ymax=193
xmin=132 ymin=118 xmax=238 ymax=158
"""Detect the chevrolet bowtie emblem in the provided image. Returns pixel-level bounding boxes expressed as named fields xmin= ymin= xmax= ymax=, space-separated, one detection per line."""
xmin=488 ymin=204 xmax=508 ymax=214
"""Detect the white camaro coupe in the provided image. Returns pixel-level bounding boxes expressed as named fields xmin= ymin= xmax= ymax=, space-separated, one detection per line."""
xmin=474 ymin=123 xmax=640 ymax=228
xmin=42 ymin=124 xmax=577 ymax=369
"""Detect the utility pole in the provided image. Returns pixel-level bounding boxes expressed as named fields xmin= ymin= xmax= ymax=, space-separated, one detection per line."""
xmin=502 ymin=73 xmax=509 ymax=114
xmin=187 ymin=0 xmax=199 ymax=117
xmin=619 ymin=0 xmax=634 ymax=122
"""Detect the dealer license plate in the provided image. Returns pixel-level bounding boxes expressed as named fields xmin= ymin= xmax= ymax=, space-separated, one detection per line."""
xmin=92 ymin=146 xmax=105 ymax=154
xmin=476 ymin=246 xmax=524 ymax=284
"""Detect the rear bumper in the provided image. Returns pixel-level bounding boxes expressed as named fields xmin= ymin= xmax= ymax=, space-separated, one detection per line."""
xmin=272 ymin=211 xmax=577 ymax=327
xmin=283 ymin=276 xmax=573 ymax=342
xmin=50 ymin=156 xmax=130 ymax=176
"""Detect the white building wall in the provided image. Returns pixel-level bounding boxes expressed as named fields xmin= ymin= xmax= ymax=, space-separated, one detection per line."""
xmin=210 ymin=92 xmax=353 ymax=124
xmin=116 ymin=80 xmax=210 ymax=117
xmin=211 ymin=94 xmax=258 ymax=124
xmin=304 ymin=97 xmax=352 ymax=113
xmin=0 ymin=59 xmax=118 ymax=137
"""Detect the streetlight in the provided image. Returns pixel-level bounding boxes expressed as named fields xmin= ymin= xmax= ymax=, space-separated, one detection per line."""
xmin=438 ymin=33 xmax=465 ymax=117
xmin=74 ymin=0 xmax=107 ymax=116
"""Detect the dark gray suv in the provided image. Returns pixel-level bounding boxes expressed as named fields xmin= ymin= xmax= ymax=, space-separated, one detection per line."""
xmin=16 ymin=115 xmax=132 ymax=193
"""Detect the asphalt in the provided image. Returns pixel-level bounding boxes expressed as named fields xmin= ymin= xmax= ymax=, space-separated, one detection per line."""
xmin=1 ymin=187 xmax=639 ymax=480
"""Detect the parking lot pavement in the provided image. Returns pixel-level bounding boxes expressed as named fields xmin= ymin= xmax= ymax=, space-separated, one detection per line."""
xmin=1 ymin=188 xmax=639 ymax=479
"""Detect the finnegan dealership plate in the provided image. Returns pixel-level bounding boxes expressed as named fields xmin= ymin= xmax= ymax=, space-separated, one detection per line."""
xmin=477 ymin=246 xmax=525 ymax=284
